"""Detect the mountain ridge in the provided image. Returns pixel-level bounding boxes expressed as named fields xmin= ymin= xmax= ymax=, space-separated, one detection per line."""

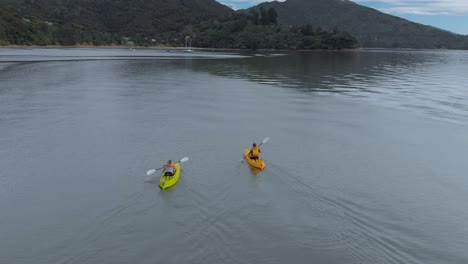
xmin=251 ymin=0 xmax=468 ymax=49
xmin=1 ymin=0 xmax=467 ymax=49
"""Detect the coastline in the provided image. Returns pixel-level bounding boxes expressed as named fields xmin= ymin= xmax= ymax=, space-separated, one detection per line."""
xmin=0 ymin=44 xmax=363 ymax=53
xmin=4 ymin=45 xmax=457 ymax=52
xmin=0 ymin=44 xmax=246 ymax=52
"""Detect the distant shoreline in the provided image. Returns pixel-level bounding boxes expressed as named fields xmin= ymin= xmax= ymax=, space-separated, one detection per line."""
xmin=2 ymin=45 xmax=459 ymax=52
xmin=0 ymin=44 xmax=366 ymax=52
xmin=0 ymin=44 xmax=246 ymax=52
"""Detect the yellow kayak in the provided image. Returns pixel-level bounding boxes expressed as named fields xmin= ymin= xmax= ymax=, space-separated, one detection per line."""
xmin=244 ymin=148 xmax=266 ymax=170
xmin=159 ymin=163 xmax=181 ymax=190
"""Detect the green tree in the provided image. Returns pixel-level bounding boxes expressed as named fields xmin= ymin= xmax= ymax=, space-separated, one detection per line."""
xmin=267 ymin=8 xmax=278 ymax=25
xmin=259 ymin=7 xmax=269 ymax=25
xmin=249 ymin=9 xmax=259 ymax=25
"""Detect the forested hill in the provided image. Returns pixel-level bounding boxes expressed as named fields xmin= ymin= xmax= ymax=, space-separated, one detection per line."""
xmin=252 ymin=0 xmax=468 ymax=49
xmin=0 ymin=0 xmax=359 ymax=50
xmin=0 ymin=0 xmax=233 ymax=45
xmin=8 ymin=0 xmax=232 ymax=33
xmin=1 ymin=0 xmax=467 ymax=49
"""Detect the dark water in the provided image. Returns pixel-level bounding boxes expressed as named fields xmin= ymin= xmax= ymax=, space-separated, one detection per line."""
xmin=1 ymin=48 xmax=467 ymax=264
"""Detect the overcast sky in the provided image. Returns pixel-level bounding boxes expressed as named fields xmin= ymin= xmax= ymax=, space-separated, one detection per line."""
xmin=218 ymin=0 xmax=468 ymax=35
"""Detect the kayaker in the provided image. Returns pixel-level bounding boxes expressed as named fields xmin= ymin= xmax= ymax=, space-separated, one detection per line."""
xmin=162 ymin=160 xmax=176 ymax=176
xmin=249 ymin=143 xmax=261 ymax=160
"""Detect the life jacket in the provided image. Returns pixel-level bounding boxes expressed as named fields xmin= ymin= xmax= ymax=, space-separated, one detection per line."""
xmin=251 ymin=147 xmax=260 ymax=156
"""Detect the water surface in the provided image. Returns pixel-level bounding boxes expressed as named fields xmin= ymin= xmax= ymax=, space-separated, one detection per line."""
xmin=1 ymin=48 xmax=467 ymax=264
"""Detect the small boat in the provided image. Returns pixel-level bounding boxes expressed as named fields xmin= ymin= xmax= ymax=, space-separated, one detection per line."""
xmin=243 ymin=149 xmax=266 ymax=170
xmin=159 ymin=163 xmax=181 ymax=190
xmin=184 ymin=36 xmax=192 ymax=53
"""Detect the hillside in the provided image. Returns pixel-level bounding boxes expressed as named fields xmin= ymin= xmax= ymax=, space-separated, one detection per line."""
xmin=191 ymin=11 xmax=358 ymax=50
xmin=0 ymin=0 xmax=233 ymax=45
xmin=253 ymin=0 xmax=468 ymax=49
xmin=13 ymin=0 xmax=232 ymax=33
xmin=4 ymin=0 xmax=465 ymax=49
xmin=0 ymin=0 xmax=359 ymax=50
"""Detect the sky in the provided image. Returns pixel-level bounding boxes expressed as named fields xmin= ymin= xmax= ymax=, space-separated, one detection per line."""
xmin=218 ymin=0 xmax=468 ymax=35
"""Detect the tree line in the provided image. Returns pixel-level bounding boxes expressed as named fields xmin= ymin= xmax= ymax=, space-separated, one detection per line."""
xmin=190 ymin=9 xmax=358 ymax=50
xmin=1 ymin=6 xmax=358 ymax=50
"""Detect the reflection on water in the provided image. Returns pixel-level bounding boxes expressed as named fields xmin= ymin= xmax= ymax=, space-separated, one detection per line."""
xmin=2 ymin=48 xmax=467 ymax=124
xmin=249 ymin=166 xmax=262 ymax=176
xmin=191 ymin=50 xmax=468 ymax=124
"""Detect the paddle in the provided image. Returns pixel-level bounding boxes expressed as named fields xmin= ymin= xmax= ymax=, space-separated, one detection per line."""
xmin=146 ymin=157 xmax=189 ymax=176
xmin=241 ymin=137 xmax=270 ymax=161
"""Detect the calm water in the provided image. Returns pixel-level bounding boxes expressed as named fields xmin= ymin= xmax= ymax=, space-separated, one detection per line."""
xmin=1 ymin=48 xmax=467 ymax=264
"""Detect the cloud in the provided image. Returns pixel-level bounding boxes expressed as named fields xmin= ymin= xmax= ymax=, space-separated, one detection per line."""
xmin=353 ymin=0 xmax=468 ymax=15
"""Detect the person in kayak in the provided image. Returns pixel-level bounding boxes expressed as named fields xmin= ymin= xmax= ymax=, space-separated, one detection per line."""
xmin=249 ymin=143 xmax=261 ymax=160
xmin=162 ymin=160 xmax=176 ymax=176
